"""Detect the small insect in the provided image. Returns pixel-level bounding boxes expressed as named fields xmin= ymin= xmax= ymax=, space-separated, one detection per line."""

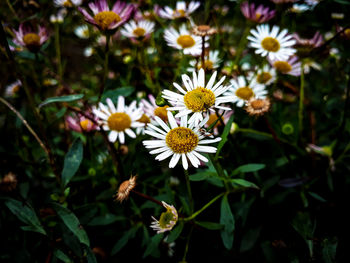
xmin=198 ymin=128 xmax=214 ymax=138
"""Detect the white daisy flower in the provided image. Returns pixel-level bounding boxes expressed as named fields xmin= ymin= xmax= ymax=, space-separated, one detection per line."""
xmin=248 ymin=24 xmax=296 ymax=60
xmin=268 ymin=56 xmax=301 ymax=76
xmin=187 ymin=50 xmax=222 ymax=72
xmin=226 ymin=76 xmax=268 ymax=107
xmin=84 ymin=47 xmax=94 ymax=57
xmin=92 ymin=96 xmax=144 ymax=144
xmin=150 ymin=201 xmax=178 ymax=234
xmin=121 ymin=19 xmax=155 ymax=39
xmin=50 ymin=8 xmax=67 ymax=23
xmin=249 ymin=65 xmax=277 ymax=86
xmin=74 ymin=25 xmax=90 ymax=39
xmin=162 ymin=68 xmax=233 ymax=126
xmin=143 ymin=111 xmax=222 ymax=170
xmin=164 ymin=24 xmax=203 ymax=56
xmin=4 ymin=80 xmax=21 ymax=98
xmin=54 ymin=0 xmax=82 ymax=7
xmin=159 ymin=1 xmax=200 ymax=20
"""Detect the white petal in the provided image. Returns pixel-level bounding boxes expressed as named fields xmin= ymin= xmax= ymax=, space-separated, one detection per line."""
xmin=181 ymin=153 xmax=188 ymax=170
xmin=108 ymin=130 xmax=118 ymax=142
xmin=169 ymin=153 xmax=181 ymax=168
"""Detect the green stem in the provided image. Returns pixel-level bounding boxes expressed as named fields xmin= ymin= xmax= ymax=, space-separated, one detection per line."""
xmin=184 ymin=169 xmax=194 ymax=214
xmin=54 ymin=23 xmax=63 ymax=86
xmin=209 ymin=154 xmax=230 ymax=190
xmin=100 ymin=34 xmax=110 ymax=100
xmin=298 ymin=62 xmax=305 ymax=138
xmin=233 ymin=24 xmax=251 ymax=67
xmin=182 ymin=226 xmax=193 ymax=262
xmin=184 ymin=192 xmax=225 ymax=221
xmin=5 ymin=0 xmax=18 ymax=20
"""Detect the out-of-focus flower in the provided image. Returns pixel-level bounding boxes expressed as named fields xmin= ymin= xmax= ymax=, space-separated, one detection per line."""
xmin=306 ymin=144 xmax=332 ymax=157
xmin=213 ymin=5 xmax=229 ymax=16
xmin=270 ymin=0 xmax=297 ymax=3
xmin=188 ymin=50 xmax=222 ymax=72
xmin=303 ymin=59 xmax=321 ymax=74
xmin=226 ymin=76 xmax=267 ymax=107
xmin=115 ymin=175 xmax=136 ymax=202
xmin=240 ymin=2 xmax=276 ymax=23
xmin=143 ymin=112 xmax=221 ymax=170
xmin=84 ymin=47 xmax=94 ymax=57
xmin=269 ymin=56 xmax=301 ymax=76
xmin=65 ymin=111 xmax=98 ymax=133
xmin=141 ymin=94 xmax=169 ymax=124
xmin=245 ymin=97 xmax=271 ymax=116
xmin=121 ymin=20 xmax=155 ymax=40
xmin=192 ymin=24 xmax=217 ymax=37
xmin=13 ymin=24 xmax=49 ymax=53
xmin=331 ymin=13 xmax=344 ymax=20
xmin=78 ymin=0 xmax=134 ymax=32
xmin=92 ymin=96 xmax=144 ymax=144
xmin=0 ymin=172 xmax=17 ymax=192
xmin=74 ymin=25 xmax=90 ymax=39
xmin=4 ymin=80 xmax=21 ymax=98
xmin=250 ymin=65 xmax=277 ymax=86
xmin=204 ymin=109 xmax=233 ymax=135
xmin=43 ymin=78 xmax=58 ymax=86
xmin=248 ymin=24 xmax=296 ymax=60
xmin=290 ymin=4 xmax=314 ymax=13
xmin=294 ymin=32 xmax=323 ymax=48
xmin=158 ymin=1 xmax=200 ymax=20
xmin=54 ymin=0 xmax=82 ymax=7
xmin=50 ymin=8 xmax=67 ymax=23
xmin=162 ymin=68 xmax=233 ymax=126
xmin=164 ymin=24 xmax=204 ymax=56
xmin=150 ymin=201 xmax=178 ymax=234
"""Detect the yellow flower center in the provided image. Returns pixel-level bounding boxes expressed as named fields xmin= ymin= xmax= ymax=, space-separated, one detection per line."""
xmin=154 ymin=106 xmax=169 ymax=122
xmin=133 ymin=27 xmax=146 ymax=37
xmin=250 ymin=99 xmax=265 ymax=110
xmin=80 ymin=119 xmax=93 ymax=131
xmin=159 ymin=210 xmax=175 ymax=228
xmin=184 ymin=87 xmax=216 ymax=112
xmin=273 ymin=61 xmax=292 ymax=74
xmin=257 ymin=72 xmax=272 ymax=84
xmin=174 ymin=9 xmax=186 ymax=17
xmin=177 ymin=35 xmax=195 ymax=49
xmin=255 ymin=12 xmax=262 ymax=19
xmin=94 ymin=11 xmax=121 ymax=31
xmin=207 ymin=113 xmax=223 ymax=128
xmin=137 ymin=114 xmax=151 ymax=124
xmin=235 ymin=86 xmax=254 ymax=100
xmin=345 ymin=28 xmax=350 ymax=38
xmin=23 ymin=33 xmax=40 ymax=47
xmin=166 ymin=127 xmax=199 ymax=154
xmin=261 ymin=37 xmax=280 ymax=52
xmin=198 ymin=60 xmax=214 ymax=70
xmin=63 ymin=0 xmax=73 ymax=7
xmin=12 ymin=85 xmax=20 ymax=94
xmin=107 ymin=112 xmax=131 ymax=131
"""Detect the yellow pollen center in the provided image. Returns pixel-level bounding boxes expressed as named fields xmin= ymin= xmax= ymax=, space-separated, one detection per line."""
xmin=198 ymin=60 xmax=214 ymax=70
xmin=177 ymin=35 xmax=195 ymax=49
xmin=207 ymin=113 xmax=223 ymax=128
xmin=261 ymin=37 xmax=280 ymax=52
xmin=345 ymin=28 xmax=350 ymax=38
xmin=273 ymin=61 xmax=292 ymax=74
xmin=184 ymin=87 xmax=216 ymax=112
xmin=154 ymin=106 xmax=169 ymax=122
xmin=235 ymin=86 xmax=254 ymax=100
xmin=63 ymin=0 xmax=73 ymax=7
xmin=137 ymin=114 xmax=151 ymax=124
xmin=166 ymin=127 xmax=199 ymax=154
xmin=80 ymin=119 xmax=93 ymax=131
xmin=257 ymin=72 xmax=272 ymax=84
xmin=107 ymin=112 xmax=131 ymax=131
xmin=94 ymin=11 xmax=121 ymax=30
xmin=250 ymin=99 xmax=265 ymax=110
xmin=256 ymin=12 xmax=262 ymax=19
xmin=133 ymin=27 xmax=146 ymax=37
xmin=174 ymin=9 xmax=186 ymax=17
xmin=23 ymin=33 xmax=40 ymax=46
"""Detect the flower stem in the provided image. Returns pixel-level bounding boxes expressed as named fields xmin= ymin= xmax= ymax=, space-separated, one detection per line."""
xmin=99 ymin=34 xmax=110 ymax=101
xmin=298 ymin=62 xmax=305 ymax=138
xmin=209 ymin=154 xmax=230 ymax=190
xmin=184 ymin=192 xmax=225 ymax=221
xmin=54 ymin=23 xmax=63 ymax=86
xmin=131 ymin=189 xmax=163 ymax=207
xmin=233 ymin=24 xmax=251 ymax=67
xmin=201 ymin=36 xmax=205 ymax=72
xmin=184 ymin=169 xmax=194 ymax=215
xmin=182 ymin=225 xmax=193 ymax=262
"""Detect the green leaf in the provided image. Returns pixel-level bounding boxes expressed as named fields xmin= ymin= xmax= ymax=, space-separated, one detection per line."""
xmin=231 ymin=179 xmax=259 ymax=189
xmin=61 ymin=138 xmax=84 ymax=188
xmin=232 ymin=163 xmax=266 ymax=176
xmin=220 ymin=195 xmax=235 ymax=250
xmin=215 ymin=114 xmax=234 ymax=159
xmin=39 ymin=94 xmax=84 ymax=108
xmin=308 ymin=192 xmax=327 ymax=202
xmin=87 ymin=214 xmax=125 ymax=226
xmin=4 ymin=198 xmax=46 ymax=235
xmin=101 ymin=86 xmax=135 ymax=102
xmin=195 ymin=221 xmax=224 ymax=230
xmin=334 ymin=0 xmax=350 ymax=4
xmin=240 ymin=227 xmax=261 ymax=252
xmin=111 ymin=226 xmax=139 ymax=255
xmin=166 ymin=221 xmax=184 ymax=243
xmin=52 ymin=203 xmax=90 ymax=246
xmin=322 ymin=239 xmax=337 ymax=263
xmin=54 ymin=249 xmax=73 ymax=263
xmin=189 ymin=171 xmax=216 ymax=181
xmin=143 ymin=233 xmax=164 ymax=258
xmin=85 ymin=246 xmax=97 ymax=263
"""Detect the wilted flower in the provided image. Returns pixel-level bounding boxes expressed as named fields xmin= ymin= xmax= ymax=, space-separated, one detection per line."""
xmin=192 ymin=24 xmax=217 ymax=37
xmin=115 ymin=176 xmax=136 ymax=202
xmin=158 ymin=1 xmax=200 ymax=20
xmin=269 ymin=56 xmax=301 ymax=76
xmin=240 ymin=2 xmax=276 ymax=23
xmin=78 ymin=0 xmax=134 ymax=32
xmin=143 ymin=111 xmax=221 ymax=170
xmin=294 ymin=31 xmax=323 ymax=49
xmin=248 ymin=24 xmax=296 ymax=60
xmin=164 ymin=24 xmax=204 ymax=56
xmin=13 ymin=24 xmax=49 ymax=53
xmin=245 ymin=97 xmax=271 ymax=116
xmin=92 ymin=96 xmax=144 ymax=144
xmin=4 ymin=80 xmax=21 ymax=98
xmin=65 ymin=111 xmax=98 ymax=132
xmin=162 ymin=68 xmax=233 ymax=126
xmin=121 ymin=20 xmax=155 ymax=40
xmin=150 ymin=201 xmax=178 ymax=234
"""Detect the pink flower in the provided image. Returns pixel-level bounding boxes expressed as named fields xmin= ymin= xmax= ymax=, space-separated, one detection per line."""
xmin=240 ymin=2 xmax=276 ymax=23
xmin=269 ymin=56 xmax=301 ymax=76
xmin=65 ymin=112 xmax=98 ymax=133
xmin=78 ymin=0 xmax=134 ymax=31
xmin=12 ymin=24 xmax=49 ymax=53
xmin=293 ymin=31 xmax=323 ymax=48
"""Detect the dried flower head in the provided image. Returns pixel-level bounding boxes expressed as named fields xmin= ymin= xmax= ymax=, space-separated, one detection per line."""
xmin=150 ymin=201 xmax=178 ymax=234
xmin=192 ymin=24 xmax=217 ymax=36
xmin=0 ymin=172 xmax=18 ymax=192
xmin=115 ymin=176 xmax=136 ymax=202
xmin=245 ymin=97 xmax=271 ymax=116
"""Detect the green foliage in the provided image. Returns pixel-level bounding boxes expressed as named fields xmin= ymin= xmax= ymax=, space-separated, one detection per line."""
xmin=220 ymin=195 xmax=235 ymax=250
